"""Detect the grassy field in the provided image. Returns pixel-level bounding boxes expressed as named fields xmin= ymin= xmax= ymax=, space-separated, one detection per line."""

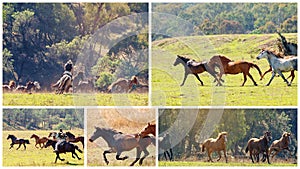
xmin=3 ymin=92 xmax=148 ymax=106
xmin=87 ymin=108 xmax=156 ymax=166
xmin=3 ymin=130 xmax=84 ymax=166
xmin=152 ymin=33 xmax=297 ymax=106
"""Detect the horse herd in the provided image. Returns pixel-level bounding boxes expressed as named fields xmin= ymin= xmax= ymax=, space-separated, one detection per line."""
xmin=174 ymin=33 xmax=297 ymax=87
xmin=6 ymin=131 xmax=84 ymax=163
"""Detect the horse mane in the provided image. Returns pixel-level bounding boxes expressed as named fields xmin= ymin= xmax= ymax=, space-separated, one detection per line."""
xmin=96 ymin=127 xmax=122 ymax=135
xmin=177 ymin=55 xmax=192 ymax=63
xmin=213 ymin=55 xmax=232 ymax=62
xmin=216 ymin=132 xmax=227 ymax=140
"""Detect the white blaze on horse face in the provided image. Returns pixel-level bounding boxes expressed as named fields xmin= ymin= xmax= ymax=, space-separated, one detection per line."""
xmin=224 ymin=135 xmax=227 ymax=142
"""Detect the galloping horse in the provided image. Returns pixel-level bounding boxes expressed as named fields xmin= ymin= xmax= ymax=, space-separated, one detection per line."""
xmin=52 ymin=60 xmax=73 ymax=94
xmin=158 ymin=133 xmax=173 ymax=161
xmin=245 ymin=131 xmax=272 ymax=164
xmin=45 ymin=139 xmax=82 ymax=163
xmin=30 ymin=134 xmax=48 ymax=149
xmin=3 ymin=80 xmax=16 ymax=92
xmin=107 ymin=76 xmax=139 ymax=93
xmin=65 ymin=131 xmax=84 ymax=148
xmin=256 ymin=49 xmax=297 ymax=86
xmin=89 ymin=127 xmax=154 ymax=166
xmin=277 ymin=32 xmax=297 ymax=56
xmin=173 ymin=55 xmax=222 ymax=86
xmin=269 ymin=132 xmax=291 ymax=159
xmin=48 ymin=132 xmax=57 ymax=139
xmin=208 ymin=55 xmax=262 ymax=86
xmin=15 ymin=81 xmax=41 ymax=93
xmin=201 ymin=132 xmax=228 ymax=163
xmin=7 ymin=134 xmax=30 ymax=150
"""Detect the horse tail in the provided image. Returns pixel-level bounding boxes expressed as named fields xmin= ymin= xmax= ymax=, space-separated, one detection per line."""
xmin=75 ymin=145 xmax=83 ymax=153
xmin=250 ymin=63 xmax=262 ymax=79
xmin=201 ymin=143 xmax=205 ymax=152
xmin=245 ymin=146 xmax=249 ymax=153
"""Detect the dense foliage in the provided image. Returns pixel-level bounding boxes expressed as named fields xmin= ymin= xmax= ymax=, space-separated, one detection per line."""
xmin=159 ymin=109 xmax=297 ymax=160
xmin=3 ymin=109 xmax=84 ymax=130
xmin=153 ymin=3 xmax=297 ymax=40
xmin=3 ymin=3 xmax=148 ymax=91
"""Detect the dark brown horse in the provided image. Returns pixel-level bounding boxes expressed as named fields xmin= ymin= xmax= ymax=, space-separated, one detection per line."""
xmin=45 ymin=139 xmax=82 ymax=163
xmin=269 ymin=132 xmax=291 ymax=159
xmin=201 ymin=132 xmax=228 ymax=163
xmin=66 ymin=131 xmax=84 ymax=148
xmin=208 ymin=55 xmax=262 ymax=86
xmin=89 ymin=127 xmax=155 ymax=166
xmin=245 ymin=131 xmax=272 ymax=164
xmin=15 ymin=81 xmax=41 ymax=93
xmin=173 ymin=55 xmax=222 ymax=86
xmin=30 ymin=134 xmax=48 ymax=149
xmin=7 ymin=134 xmax=30 ymax=150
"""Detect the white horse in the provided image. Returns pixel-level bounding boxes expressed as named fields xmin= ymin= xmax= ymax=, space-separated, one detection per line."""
xmin=256 ymin=49 xmax=297 ymax=86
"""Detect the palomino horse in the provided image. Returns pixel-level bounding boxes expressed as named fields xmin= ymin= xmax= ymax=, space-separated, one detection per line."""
xmin=66 ymin=131 xmax=84 ymax=148
xmin=158 ymin=133 xmax=173 ymax=161
xmin=7 ymin=134 xmax=30 ymax=150
xmin=201 ymin=132 xmax=228 ymax=163
xmin=3 ymin=80 xmax=16 ymax=92
xmin=30 ymin=134 xmax=48 ymax=149
xmin=269 ymin=132 xmax=291 ymax=159
xmin=208 ymin=55 xmax=262 ymax=86
xmin=15 ymin=81 xmax=41 ymax=93
xmin=52 ymin=60 xmax=73 ymax=94
xmin=89 ymin=127 xmax=155 ymax=166
xmin=245 ymin=131 xmax=272 ymax=164
xmin=173 ymin=55 xmax=222 ymax=86
xmin=277 ymin=32 xmax=297 ymax=56
xmin=45 ymin=139 xmax=82 ymax=163
xmin=256 ymin=49 xmax=297 ymax=86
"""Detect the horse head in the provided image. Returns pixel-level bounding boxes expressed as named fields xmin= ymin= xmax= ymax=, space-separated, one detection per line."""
xmin=218 ymin=132 xmax=228 ymax=142
xmin=264 ymin=131 xmax=272 ymax=142
xmin=140 ymin=123 xmax=156 ymax=137
xmin=283 ymin=132 xmax=291 ymax=143
xmin=173 ymin=55 xmax=190 ymax=66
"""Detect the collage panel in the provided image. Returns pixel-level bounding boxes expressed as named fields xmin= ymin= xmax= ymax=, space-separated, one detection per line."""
xmin=158 ymin=108 xmax=297 ymax=167
xmin=2 ymin=108 xmax=84 ymax=166
xmin=151 ymin=3 xmax=297 ymax=106
xmin=87 ymin=108 xmax=156 ymax=166
xmin=3 ymin=2 xmax=149 ymax=106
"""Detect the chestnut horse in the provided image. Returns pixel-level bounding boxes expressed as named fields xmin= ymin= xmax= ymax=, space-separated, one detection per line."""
xmin=173 ymin=55 xmax=222 ymax=86
xmin=269 ymin=132 xmax=291 ymax=159
xmin=201 ymin=132 xmax=228 ymax=163
xmin=208 ymin=55 xmax=262 ymax=86
xmin=30 ymin=134 xmax=48 ymax=149
xmin=245 ymin=131 xmax=272 ymax=164
xmin=140 ymin=123 xmax=156 ymax=137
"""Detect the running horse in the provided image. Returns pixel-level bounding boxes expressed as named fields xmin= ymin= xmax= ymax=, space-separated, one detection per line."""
xmin=245 ymin=131 xmax=272 ymax=164
xmin=52 ymin=60 xmax=73 ymax=94
xmin=45 ymin=139 xmax=82 ymax=163
xmin=277 ymin=32 xmax=297 ymax=56
xmin=173 ymin=55 xmax=222 ymax=86
xmin=158 ymin=133 xmax=173 ymax=161
xmin=7 ymin=134 xmax=30 ymax=150
xmin=208 ymin=55 xmax=262 ymax=86
xmin=201 ymin=132 xmax=228 ymax=163
xmin=256 ymin=49 xmax=297 ymax=86
xmin=30 ymin=134 xmax=48 ymax=149
xmin=269 ymin=132 xmax=292 ymax=159
xmin=66 ymin=131 xmax=84 ymax=148
xmin=89 ymin=127 xmax=155 ymax=166
xmin=3 ymin=80 xmax=16 ymax=92
xmin=15 ymin=81 xmax=41 ymax=93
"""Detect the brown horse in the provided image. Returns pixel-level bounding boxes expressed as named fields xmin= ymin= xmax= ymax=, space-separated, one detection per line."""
xmin=201 ymin=132 xmax=228 ymax=163
xmin=66 ymin=131 xmax=84 ymax=148
xmin=30 ymin=134 xmax=48 ymax=149
xmin=208 ymin=55 xmax=262 ymax=86
xmin=173 ymin=55 xmax=222 ymax=86
xmin=3 ymin=80 xmax=16 ymax=92
xmin=7 ymin=134 xmax=30 ymax=150
xmin=107 ymin=76 xmax=139 ymax=93
xmin=140 ymin=123 xmax=156 ymax=137
xmin=245 ymin=131 xmax=272 ymax=164
xmin=269 ymin=132 xmax=291 ymax=159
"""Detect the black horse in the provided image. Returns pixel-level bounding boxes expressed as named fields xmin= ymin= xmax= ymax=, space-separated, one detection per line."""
xmin=45 ymin=139 xmax=83 ymax=163
xmin=7 ymin=134 xmax=30 ymax=150
xmin=66 ymin=131 xmax=84 ymax=148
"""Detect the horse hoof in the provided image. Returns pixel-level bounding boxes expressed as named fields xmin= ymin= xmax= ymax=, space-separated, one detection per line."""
xmin=61 ymin=159 xmax=65 ymax=161
xmin=78 ymin=158 xmax=81 ymax=160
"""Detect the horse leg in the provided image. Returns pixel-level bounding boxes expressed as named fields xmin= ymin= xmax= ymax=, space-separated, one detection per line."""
xmin=9 ymin=143 xmax=14 ymax=149
xmin=169 ymin=148 xmax=174 ymax=161
xmin=266 ymin=72 xmax=276 ymax=86
xmin=129 ymin=147 xmax=141 ymax=166
xmin=16 ymin=143 xmax=22 ymax=150
xmin=277 ymin=71 xmax=290 ymax=86
xmin=261 ymin=67 xmax=272 ymax=80
xmin=288 ymin=70 xmax=295 ymax=84
xmin=248 ymin=73 xmax=258 ymax=86
xmin=103 ymin=150 xmax=113 ymax=165
xmin=206 ymin=67 xmax=222 ymax=86
xmin=72 ymin=150 xmax=81 ymax=160
xmin=249 ymin=151 xmax=255 ymax=163
xmin=216 ymin=151 xmax=222 ymax=161
xmin=241 ymin=72 xmax=247 ymax=86
xmin=266 ymin=151 xmax=271 ymax=164
xmin=208 ymin=151 xmax=213 ymax=162
xmin=55 ymin=152 xmax=65 ymax=163
xmin=180 ymin=73 xmax=188 ymax=86
xmin=223 ymin=150 xmax=228 ymax=163
xmin=163 ymin=151 xmax=168 ymax=161
xmin=139 ymin=148 xmax=150 ymax=165
xmin=194 ymin=73 xmax=204 ymax=86
xmin=23 ymin=143 xmax=26 ymax=150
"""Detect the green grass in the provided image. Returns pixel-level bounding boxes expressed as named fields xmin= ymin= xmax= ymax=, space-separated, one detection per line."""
xmin=3 ymin=93 xmax=148 ymax=106
xmin=159 ymin=160 xmax=297 ymax=167
xmin=3 ymin=130 xmax=84 ymax=166
xmin=152 ymin=33 xmax=297 ymax=106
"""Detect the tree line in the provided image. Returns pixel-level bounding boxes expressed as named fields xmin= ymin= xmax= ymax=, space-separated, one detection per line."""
xmin=153 ymin=3 xmax=297 ymax=40
xmin=3 ymin=109 xmax=84 ymax=130
xmin=159 ymin=109 xmax=297 ymax=159
xmin=3 ymin=3 xmax=148 ymax=91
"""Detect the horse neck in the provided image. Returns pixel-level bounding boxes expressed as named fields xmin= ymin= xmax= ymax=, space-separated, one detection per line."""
xmin=97 ymin=129 xmax=119 ymax=147
xmin=32 ymin=135 xmax=39 ymax=140
xmin=9 ymin=136 xmax=17 ymax=142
